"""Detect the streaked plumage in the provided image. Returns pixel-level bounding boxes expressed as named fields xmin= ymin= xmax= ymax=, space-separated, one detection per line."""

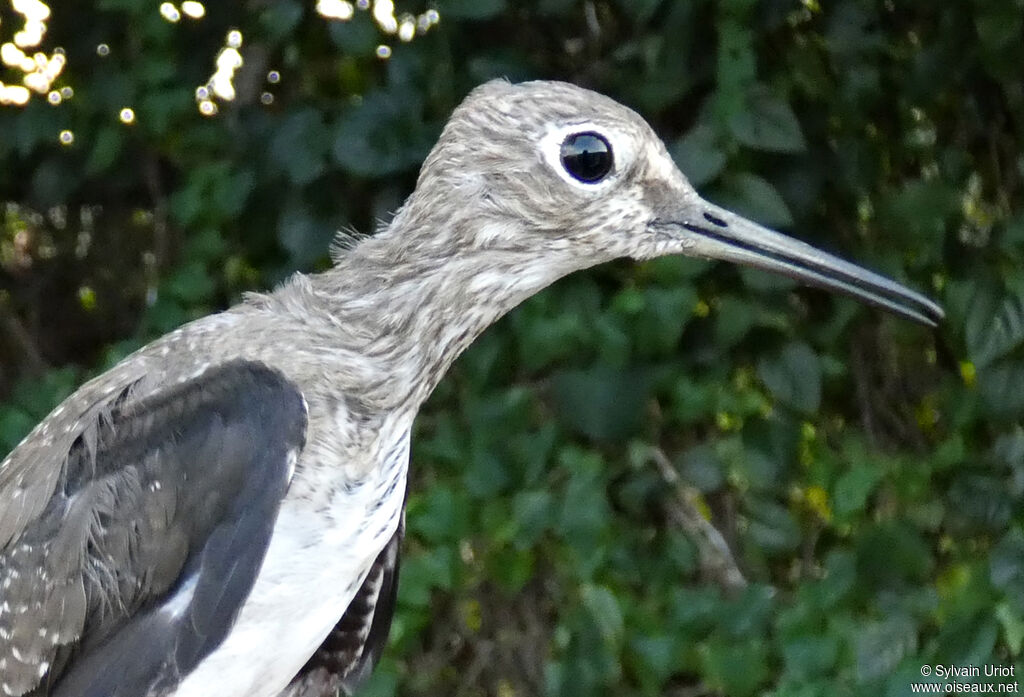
xmin=0 ymin=80 xmax=942 ymax=697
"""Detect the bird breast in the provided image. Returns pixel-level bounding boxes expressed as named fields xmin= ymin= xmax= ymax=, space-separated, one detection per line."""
xmin=171 ymin=405 xmax=411 ymax=697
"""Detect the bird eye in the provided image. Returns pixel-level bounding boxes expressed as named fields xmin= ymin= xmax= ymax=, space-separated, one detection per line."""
xmin=559 ymin=132 xmax=613 ymax=183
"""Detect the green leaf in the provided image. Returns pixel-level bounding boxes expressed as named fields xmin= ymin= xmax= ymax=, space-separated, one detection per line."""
xmin=612 ymin=0 xmax=661 ymax=23
xmin=991 ymin=529 xmax=1024 ymax=613
xmin=700 ymin=638 xmax=770 ymax=697
xmin=729 ymin=85 xmax=806 ymax=153
xmin=715 ymin=18 xmax=757 ymax=124
xmin=833 ymin=464 xmax=883 ymax=517
xmin=0 ymin=406 xmax=35 ymax=454
xmin=947 ymin=474 xmax=1013 ymax=532
xmin=85 ymin=127 xmax=123 ymax=175
xmin=557 ymin=451 xmax=611 ymax=554
xmin=277 ymin=202 xmax=334 ymax=267
xmin=854 ymin=615 xmax=917 ymax=682
xmin=996 ymin=602 xmax=1024 ymax=655
xmin=757 ymin=341 xmax=821 ymax=413
xmin=718 ymin=584 xmax=776 ymax=637
xmin=259 ymin=0 xmax=304 ymax=41
xmin=670 ymin=124 xmax=727 ymax=187
xmin=580 ymin=584 xmax=624 ymax=646
xmin=746 ymin=498 xmax=801 ymax=553
xmin=632 ymin=285 xmax=698 ymax=356
xmin=643 ymin=255 xmax=711 ymax=283
xmin=677 ymin=442 xmax=725 ymax=491
xmin=629 ymin=635 xmax=678 ymax=688
xmin=967 ymin=290 xmax=1024 ymax=369
xmin=550 ymin=366 xmax=653 ymax=441
xmin=332 ymin=88 xmax=436 ymax=177
xmin=979 ymin=360 xmax=1024 ymax=419
xmin=857 ymin=521 xmax=933 ymax=585
xmin=328 ymin=13 xmax=379 ymax=53
xmin=739 ymin=266 xmax=798 ymax=292
xmin=716 ymin=173 xmax=794 ymax=228
xmin=512 ymin=489 xmax=554 ymax=547
xmin=163 ymin=262 xmax=215 ymax=304
xmin=269 ymin=110 xmax=330 ymax=185
xmin=408 ymin=486 xmax=471 ymax=544
xmin=397 ymin=548 xmax=456 ymax=607
xmin=782 ymin=635 xmax=840 ymax=679
xmin=486 ymin=545 xmax=534 ymax=593
xmin=436 ymin=0 xmax=507 ymax=20
xmin=878 ymin=179 xmax=957 ymax=256
xmin=713 ymin=295 xmax=757 ymax=347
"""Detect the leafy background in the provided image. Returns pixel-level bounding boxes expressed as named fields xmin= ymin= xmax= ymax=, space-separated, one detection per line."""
xmin=1 ymin=1 xmax=1023 ymax=696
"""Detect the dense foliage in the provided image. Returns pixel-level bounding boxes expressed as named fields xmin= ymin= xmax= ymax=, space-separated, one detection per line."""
xmin=1 ymin=1 xmax=1022 ymax=695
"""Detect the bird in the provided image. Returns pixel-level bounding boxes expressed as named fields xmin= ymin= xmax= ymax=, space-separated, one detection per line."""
xmin=0 ymin=79 xmax=943 ymax=697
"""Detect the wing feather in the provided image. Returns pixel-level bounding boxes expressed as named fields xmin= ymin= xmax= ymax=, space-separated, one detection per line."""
xmin=0 ymin=361 xmax=306 ymax=697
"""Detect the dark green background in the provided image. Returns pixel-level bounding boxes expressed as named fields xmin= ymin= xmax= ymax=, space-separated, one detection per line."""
xmin=1 ymin=1 xmax=1022 ymax=695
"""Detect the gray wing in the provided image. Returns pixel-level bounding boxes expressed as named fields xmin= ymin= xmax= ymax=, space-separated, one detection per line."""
xmin=284 ymin=511 xmax=404 ymax=697
xmin=0 ymin=361 xmax=307 ymax=697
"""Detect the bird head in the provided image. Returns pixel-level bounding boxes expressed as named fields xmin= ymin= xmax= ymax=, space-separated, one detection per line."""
xmin=407 ymin=79 xmax=942 ymax=326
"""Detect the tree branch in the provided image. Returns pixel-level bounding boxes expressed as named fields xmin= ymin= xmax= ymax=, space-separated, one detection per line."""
xmin=646 ymin=446 xmax=747 ymax=594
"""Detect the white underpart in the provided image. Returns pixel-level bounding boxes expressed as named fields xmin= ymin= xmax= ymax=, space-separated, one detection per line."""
xmin=172 ymin=419 xmax=411 ymax=697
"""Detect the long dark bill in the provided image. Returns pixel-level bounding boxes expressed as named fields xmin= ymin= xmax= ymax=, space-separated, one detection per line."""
xmin=660 ymin=200 xmax=944 ymax=327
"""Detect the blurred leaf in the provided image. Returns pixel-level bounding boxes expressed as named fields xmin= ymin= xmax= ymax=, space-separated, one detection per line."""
xmin=269 ymin=109 xmax=330 ymax=185
xmin=757 ymin=342 xmax=821 ymax=413
xmin=278 ymin=200 xmax=334 ymax=267
xmin=332 ymin=87 xmax=436 ymax=177
xmin=581 ymin=584 xmax=624 ymax=646
xmin=671 ymin=124 xmax=727 ymax=187
xmin=486 ymin=545 xmax=534 ymax=593
xmin=979 ymin=360 xmax=1024 ymax=419
xmin=436 ymin=0 xmax=507 ymax=20
xmin=716 ymin=173 xmax=794 ymax=228
xmin=967 ymin=290 xmax=1024 ymax=369
xmin=746 ymin=498 xmax=801 ymax=553
xmin=550 ymin=366 xmax=653 ymax=441
xmin=700 ymin=638 xmax=770 ymax=697
xmin=163 ymin=262 xmax=215 ymax=304
xmin=855 ymin=615 xmax=917 ymax=682
xmin=512 ymin=489 xmax=554 ymax=547
xmin=782 ymin=635 xmax=840 ymax=679
xmin=612 ymin=0 xmax=661 ymax=24
xmin=857 ymin=521 xmax=933 ymax=585
xmin=729 ymin=85 xmax=806 ymax=153
xmin=991 ymin=529 xmax=1024 ymax=613
xmin=632 ymin=285 xmax=698 ymax=356
xmin=0 ymin=406 xmax=35 ymax=453
xmin=628 ymin=635 xmax=677 ymax=688
xmin=259 ymin=0 xmax=304 ymax=40
xmin=715 ymin=17 xmax=757 ymax=123
xmin=833 ymin=464 xmax=882 ymax=517
xmin=878 ymin=179 xmax=957 ymax=257
xmin=85 ymin=127 xmax=123 ymax=175
xmin=677 ymin=442 xmax=725 ymax=492
xmin=996 ymin=603 xmax=1024 ymax=655
xmin=328 ymin=15 xmax=380 ymax=53
xmin=409 ymin=486 xmax=471 ymax=544
xmin=714 ymin=295 xmax=757 ymax=347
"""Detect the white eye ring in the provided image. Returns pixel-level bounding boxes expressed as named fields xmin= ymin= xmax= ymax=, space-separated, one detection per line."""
xmin=539 ymin=122 xmax=633 ymax=191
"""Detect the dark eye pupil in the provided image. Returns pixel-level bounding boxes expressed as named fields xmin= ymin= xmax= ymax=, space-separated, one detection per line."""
xmin=560 ymin=132 xmax=613 ymax=183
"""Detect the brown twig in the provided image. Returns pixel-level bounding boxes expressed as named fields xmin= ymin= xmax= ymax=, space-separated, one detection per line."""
xmin=646 ymin=446 xmax=747 ymax=593
xmin=850 ymin=332 xmax=880 ymax=449
xmin=0 ymin=305 xmax=48 ymax=376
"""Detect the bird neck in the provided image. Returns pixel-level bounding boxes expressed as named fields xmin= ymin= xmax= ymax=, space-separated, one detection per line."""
xmin=301 ymin=224 xmax=575 ymax=414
